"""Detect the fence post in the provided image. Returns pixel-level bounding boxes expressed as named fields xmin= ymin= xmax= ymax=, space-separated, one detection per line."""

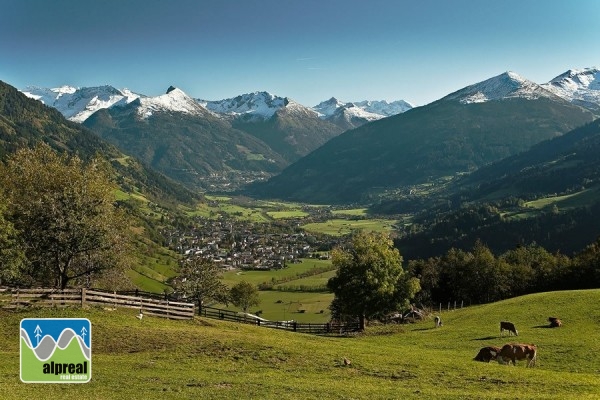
xmin=81 ymin=288 xmax=86 ymax=307
xmin=293 ymin=321 xmax=297 ymax=332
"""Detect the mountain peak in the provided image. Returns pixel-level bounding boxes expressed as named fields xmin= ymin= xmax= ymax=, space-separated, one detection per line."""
xmin=445 ymin=71 xmax=554 ymax=104
xmin=199 ymin=91 xmax=292 ymax=119
xmin=313 ymin=97 xmax=411 ymax=121
xmin=21 ymin=85 xmax=139 ymax=122
xmin=542 ymin=67 xmax=600 ymax=112
xmin=136 ymin=86 xmax=205 ymax=118
xmin=549 ymin=67 xmax=600 ymax=88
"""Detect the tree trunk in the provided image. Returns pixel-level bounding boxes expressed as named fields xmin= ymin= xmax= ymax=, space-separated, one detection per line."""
xmin=359 ymin=314 xmax=366 ymax=331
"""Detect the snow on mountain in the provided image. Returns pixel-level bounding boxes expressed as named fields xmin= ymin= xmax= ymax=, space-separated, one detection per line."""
xmin=313 ymin=97 xmax=412 ymax=121
xmin=135 ymin=86 xmax=210 ymax=118
xmin=445 ymin=71 xmax=557 ymax=104
xmin=542 ymin=67 xmax=600 ymax=111
xmin=21 ymin=85 xmax=140 ymax=123
xmin=198 ymin=91 xmax=308 ymax=120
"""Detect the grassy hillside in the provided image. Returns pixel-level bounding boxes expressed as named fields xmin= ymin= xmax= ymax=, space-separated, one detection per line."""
xmin=1 ymin=290 xmax=599 ymax=399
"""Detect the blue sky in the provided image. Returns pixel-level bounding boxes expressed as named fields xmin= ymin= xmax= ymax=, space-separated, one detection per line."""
xmin=1 ymin=0 xmax=599 ymax=106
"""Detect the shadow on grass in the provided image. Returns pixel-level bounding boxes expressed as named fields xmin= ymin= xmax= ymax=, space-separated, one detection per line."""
xmin=532 ymin=325 xmax=551 ymax=329
xmin=472 ymin=336 xmax=498 ymax=341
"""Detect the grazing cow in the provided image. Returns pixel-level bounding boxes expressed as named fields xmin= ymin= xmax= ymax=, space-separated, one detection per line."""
xmin=497 ymin=343 xmax=537 ymax=367
xmin=548 ymin=317 xmax=562 ymax=328
xmin=434 ymin=315 xmax=442 ymax=327
xmin=473 ymin=346 xmax=501 ymax=363
xmin=500 ymin=321 xmax=518 ymax=336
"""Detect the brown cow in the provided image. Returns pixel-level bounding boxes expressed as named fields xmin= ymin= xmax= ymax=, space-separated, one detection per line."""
xmin=473 ymin=346 xmax=501 ymax=363
xmin=500 ymin=321 xmax=518 ymax=336
xmin=497 ymin=343 xmax=537 ymax=367
xmin=549 ymin=317 xmax=562 ymax=328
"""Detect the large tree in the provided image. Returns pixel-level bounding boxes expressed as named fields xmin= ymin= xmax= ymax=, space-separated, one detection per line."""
xmin=229 ymin=281 xmax=260 ymax=313
xmin=327 ymin=231 xmax=420 ymax=330
xmin=0 ymin=143 xmax=131 ymax=289
xmin=172 ymin=258 xmax=230 ymax=312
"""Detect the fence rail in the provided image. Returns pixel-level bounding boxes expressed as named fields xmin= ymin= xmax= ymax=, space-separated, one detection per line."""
xmin=0 ymin=287 xmax=359 ymax=335
xmin=0 ymin=287 xmax=195 ymax=320
xmin=200 ymin=306 xmax=360 ymax=335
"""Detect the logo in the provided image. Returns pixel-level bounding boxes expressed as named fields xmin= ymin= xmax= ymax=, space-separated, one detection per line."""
xmin=20 ymin=318 xmax=91 ymax=383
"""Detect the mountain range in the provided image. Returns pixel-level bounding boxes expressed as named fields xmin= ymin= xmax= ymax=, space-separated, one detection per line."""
xmin=19 ymin=67 xmax=600 ymax=201
xmin=22 ymin=85 xmax=410 ymax=128
xmin=249 ymin=70 xmax=598 ymax=204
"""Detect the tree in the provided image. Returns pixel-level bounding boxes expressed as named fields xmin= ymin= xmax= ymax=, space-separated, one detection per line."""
xmin=0 ymin=193 xmax=25 ymax=284
xmin=172 ymin=258 xmax=229 ymax=312
xmin=327 ymin=231 xmax=420 ymax=330
xmin=0 ymin=143 xmax=131 ymax=289
xmin=229 ymin=281 xmax=260 ymax=313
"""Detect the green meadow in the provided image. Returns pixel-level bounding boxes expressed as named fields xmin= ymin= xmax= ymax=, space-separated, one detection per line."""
xmin=1 ymin=289 xmax=599 ymax=399
xmin=302 ymin=218 xmax=397 ymax=236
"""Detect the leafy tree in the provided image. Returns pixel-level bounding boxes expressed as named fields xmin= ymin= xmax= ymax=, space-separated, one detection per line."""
xmin=172 ymin=258 xmax=229 ymax=312
xmin=327 ymin=231 xmax=420 ymax=330
xmin=0 ymin=193 xmax=25 ymax=284
xmin=571 ymin=238 xmax=600 ymax=288
xmin=0 ymin=143 xmax=131 ymax=289
xmin=229 ymin=281 xmax=260 ymax=313
xmin=407 ymin=256 xmax=441 ymax=305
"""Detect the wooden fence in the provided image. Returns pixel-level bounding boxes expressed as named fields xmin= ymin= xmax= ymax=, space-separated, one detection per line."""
xmin=0 ymin=287 xmax=195 ymax=320
xmin=199 ymin=305 xmax=360 ymax=335
xmin=0 ymin=287 xmax=360 ymax=335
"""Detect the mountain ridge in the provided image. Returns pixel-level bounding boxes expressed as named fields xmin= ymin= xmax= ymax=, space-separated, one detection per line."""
xmin=248 ymin=71 xmax=596 ymax=204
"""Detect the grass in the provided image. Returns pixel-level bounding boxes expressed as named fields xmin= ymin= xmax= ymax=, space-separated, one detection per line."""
xmin=331 ymin=208 xmax=368 ymax=216
xmin=273 ymin=269 xmax=337 ymax=290
xmin=266 ymin=210 xmax=309 ymax=219
xmin=302 ymin=218 xmax=397 ymax=236
xmin=221 ymin=259 xmax=333 ymax=287
xmin=1 ymin=289 xmax=599 ymax=399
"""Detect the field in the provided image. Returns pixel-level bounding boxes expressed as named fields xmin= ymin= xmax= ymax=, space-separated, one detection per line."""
xmin=1 ymin=289 xmax=599 ymax=399
xmin=220 ymin=258 xmax=334 ymax=322
xmin=302 ymin=218 xmax=397 ymax=236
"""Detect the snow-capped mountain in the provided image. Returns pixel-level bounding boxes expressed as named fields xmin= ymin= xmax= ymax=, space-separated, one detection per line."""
xmin=313 ymin=97 xmax=412 ymax=120
xmin=21 ymin=85 xmax=140 ymax=123
xmin=445 ymin=71 xmax=558 ymax=104
xmin=198 ymin=91 xmax=312 ymax=120
xmin=136 ymin=86 xmax=210 ymax=119
xmin=542 ymin=67 xmax=600 ymax=111
xmin=312 ymin=97 xmax=412 ymax=130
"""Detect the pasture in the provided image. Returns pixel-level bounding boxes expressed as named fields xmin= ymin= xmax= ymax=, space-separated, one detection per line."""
xmin=222 ymin=258 xmax=333 ymax=287
xmin=1 ymin=289 xmax=599 ymax=399
xmin=302 ymin=218 xmax=397 ymax=236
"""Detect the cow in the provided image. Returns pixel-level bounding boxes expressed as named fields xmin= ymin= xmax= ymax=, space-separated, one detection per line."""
xmin=473 ymin=346 xmax=501 ymax=363
xmin=548 ymin=317 xmax=562 ymax=328
xmin=500 ymin=321 xmax=518 ymax=336
xmin=497 ymin=343 xmax=537 ymax=367
xmin=434 ymin=315 xmax=442 ymax=328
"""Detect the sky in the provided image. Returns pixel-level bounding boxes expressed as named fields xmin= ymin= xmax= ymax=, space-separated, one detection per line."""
xmin=1 ymin=0 xmax=599 ymax=107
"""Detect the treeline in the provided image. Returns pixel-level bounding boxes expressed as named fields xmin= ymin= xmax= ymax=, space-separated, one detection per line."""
xmin=397 ymin=200 xmax=600 ymax=261
xmin=407 ymin=239 xmax=600 ymax=306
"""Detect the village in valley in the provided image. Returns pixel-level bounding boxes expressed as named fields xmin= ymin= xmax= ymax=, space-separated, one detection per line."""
xmin=161 ymin=213 xmax=342 ymax=272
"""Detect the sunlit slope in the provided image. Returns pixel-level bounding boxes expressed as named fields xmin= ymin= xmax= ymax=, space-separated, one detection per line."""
xmin=0 ymin=290 xmax=598 ymax=399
